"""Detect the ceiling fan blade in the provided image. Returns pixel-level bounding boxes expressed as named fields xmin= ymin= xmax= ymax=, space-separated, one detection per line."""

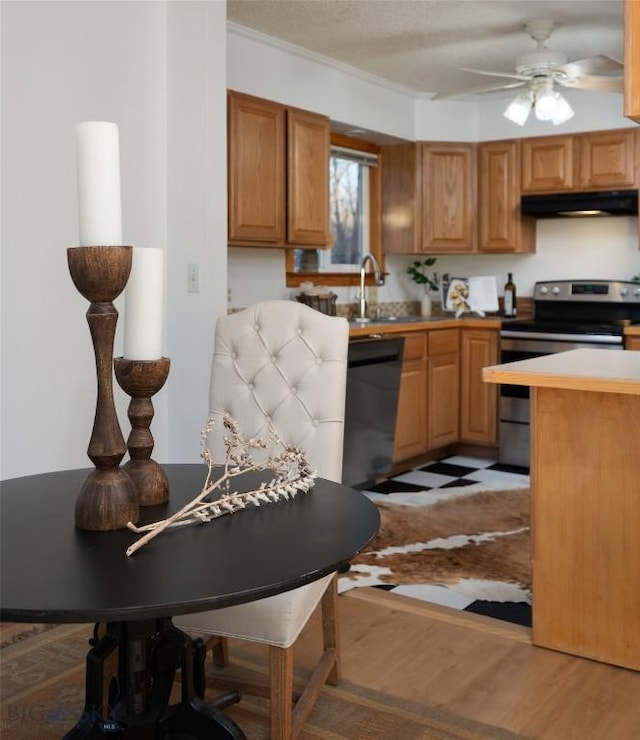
xmin=460 ymin=67 xmax=531 ymax=81
xmin=557 ymin=74 xmax=624 ymax=93
xmin=431 ymin=80 xmax=526 ymax=101
xmin=556 ymin=55 xmax=623 ymax=78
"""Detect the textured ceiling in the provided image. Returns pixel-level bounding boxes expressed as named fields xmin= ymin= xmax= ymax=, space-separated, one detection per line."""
xmin=227 ymin=0 xmax=624 ymax=98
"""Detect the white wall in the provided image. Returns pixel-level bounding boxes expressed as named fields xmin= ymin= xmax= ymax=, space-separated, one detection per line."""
xmin=1 ymin=1 xmax=169 ymax=478
xmin=1 ymin=1 xmax=228 ymax=478
xmin=166 ymin=2 xmax=227 ymax=462
xmin=227 ymin=23 xmax=417 ymax=142
xmin=226 ymin=26 xmax=640 ymax=310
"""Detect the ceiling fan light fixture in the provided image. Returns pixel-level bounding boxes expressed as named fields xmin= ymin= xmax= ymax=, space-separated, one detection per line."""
xmin=533 ymin=87 xmax=557 ymax=120
xmin=549 ymin=93 xmax=574 ymax=125
xmin=503 ymin=91 xmax=533 ymax=126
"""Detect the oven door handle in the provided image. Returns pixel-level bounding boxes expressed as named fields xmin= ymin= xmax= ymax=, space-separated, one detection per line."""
xmin=500 ymin=330 xmax=623 ymax=345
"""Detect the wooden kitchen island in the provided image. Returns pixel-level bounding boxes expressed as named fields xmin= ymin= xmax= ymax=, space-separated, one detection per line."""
xmin=484 ymin=349 xmax=640 ymax=671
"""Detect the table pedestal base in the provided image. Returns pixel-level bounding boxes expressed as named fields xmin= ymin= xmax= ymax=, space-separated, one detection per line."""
xmin=62 ymin=618 xmax=246 ymax=740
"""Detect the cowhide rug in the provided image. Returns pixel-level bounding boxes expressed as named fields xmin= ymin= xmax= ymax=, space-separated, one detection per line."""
xmin=339 ymin=482 xmax=532 ymax=605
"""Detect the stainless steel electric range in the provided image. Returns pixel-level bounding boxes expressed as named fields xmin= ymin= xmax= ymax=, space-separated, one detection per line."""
xmin=499 ymin=279 xmax=640 ymax=467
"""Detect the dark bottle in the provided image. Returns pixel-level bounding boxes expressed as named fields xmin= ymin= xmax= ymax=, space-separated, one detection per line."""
xmin=504 ymin=273 xmax=517 ymax=317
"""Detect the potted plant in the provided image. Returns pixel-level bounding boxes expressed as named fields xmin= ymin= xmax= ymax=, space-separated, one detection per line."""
xmin=407 ymin=257 xmax=439 ymax=316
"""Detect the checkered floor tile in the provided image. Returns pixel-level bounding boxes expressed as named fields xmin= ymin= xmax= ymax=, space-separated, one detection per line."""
xmin=366 ymin=455 xmax=530 ymax=495
xmin=356 ymin=455 xmax=532 ymax=627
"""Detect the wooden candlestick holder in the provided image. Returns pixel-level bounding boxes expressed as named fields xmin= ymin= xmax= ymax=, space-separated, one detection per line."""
xmin=114 ymin=357 xmax=171 ymax=506
xmin=67 ymin=246 xmax=139 ymax=531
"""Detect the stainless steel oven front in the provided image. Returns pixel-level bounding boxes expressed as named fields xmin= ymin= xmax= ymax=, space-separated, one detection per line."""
xmin=499 ymin=335 xmax=623 ymax=468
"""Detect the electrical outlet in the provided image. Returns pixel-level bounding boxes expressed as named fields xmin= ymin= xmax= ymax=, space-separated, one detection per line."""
xmin=187 ymin=263 xmax=199 ymax=293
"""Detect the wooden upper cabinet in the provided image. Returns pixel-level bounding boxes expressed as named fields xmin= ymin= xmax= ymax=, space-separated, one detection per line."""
xmin=287 ymin=108 xmax=331 ymax=245
xmin=521 ymin=129 xmax=638 ymax=194
xmin=521 ymin=135 xmax=573 ymax=192
xmin=625 ymin=0 xmax=640 ymax=123
xmin=478 ymin=140 xmax=535 ymax=253
xmin=228 ymin=92 xmax=285 ymax=244
xmin=228 ymin=91 xmax=331 ymax=248
xmin=381 ymin=141 xmax=474 ymax=254
xmin=575 ymin=129 xmax=638 ymax=189
xmin=420 ymin=143 xmax=475 ymax=253
xmin=381 ymin=142 xmax=421 ymax=254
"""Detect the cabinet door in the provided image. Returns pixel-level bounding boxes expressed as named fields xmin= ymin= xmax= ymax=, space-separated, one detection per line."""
xmin=459 ymin=328 xmax=498 ymax=445
xmin=420 ymin=144 xmax=475 ymax=253
xmin=521 ymin=135 xmax=573 ymax=192
xmin=478 ymin=140 xmax=535 ymax=254
xmin=427 ymin=353 xmax=460 ymax=449
xmin=426 ymin=330 xmax=459 ymax=449
xmin=626 ymin=336 xmax=640 ymax=350
xmin=381 ymin=142 xmax=421 ymax=254
xmin=575 ymin=129 xmax=638 ymax=189
xmin=393 ymin=333 xmax=427 ymax=462
xmin=287 ymin=108 xmax=332 ymax=246
xmin=625 ymin=0 xmax=640 ymax=123
xmin=228 ymin=92 xmax=286 ymax=245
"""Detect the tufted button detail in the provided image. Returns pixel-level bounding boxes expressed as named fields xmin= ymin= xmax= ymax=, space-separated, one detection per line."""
xmin=316 ymin=358 xmax=322 ymax=365
xmin=265 ymin=415 xmax=272 ymax=423
xmin=231 ymin=352 xmax=237 ymax=359
xmin=312 ymin=419 xmax=319 ymax=427
xmin=297 ymin=328 xmax=303 ymax=336
xmin=254 ymin=323 xmax=260 ymax=332
xmin=271 ymin=355 xmax=277 ymax=363
xmin=248 ymin=382 xmax=254 ymax=390
xmin=291 ymin=387 xmax=297 ymax=394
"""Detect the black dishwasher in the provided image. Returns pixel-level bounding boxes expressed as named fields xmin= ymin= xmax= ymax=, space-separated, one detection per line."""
xmin=342 ymin=336 xmax=404 ymax=488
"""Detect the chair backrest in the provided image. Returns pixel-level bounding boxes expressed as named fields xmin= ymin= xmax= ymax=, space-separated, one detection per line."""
xmin=207 ymin=300 xmax=349 ymax=483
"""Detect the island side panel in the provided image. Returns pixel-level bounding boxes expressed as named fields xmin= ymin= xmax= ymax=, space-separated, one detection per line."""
xmin=531 ymin=386 xmax=640 ymax=670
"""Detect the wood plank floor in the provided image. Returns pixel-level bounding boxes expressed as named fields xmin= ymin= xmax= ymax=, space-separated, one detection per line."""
xmin=286 ymin=588 xmax=640 ymax=740
xmin=3 ymin=589 xmax=639 ymax=738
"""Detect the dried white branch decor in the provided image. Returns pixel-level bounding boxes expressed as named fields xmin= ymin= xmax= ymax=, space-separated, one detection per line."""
xmin=125 ymin=414 xmax=317 ymax=557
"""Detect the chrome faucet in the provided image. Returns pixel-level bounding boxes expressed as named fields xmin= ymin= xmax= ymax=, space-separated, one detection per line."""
xmin=356 ymin=253 xmax=384 ymax=321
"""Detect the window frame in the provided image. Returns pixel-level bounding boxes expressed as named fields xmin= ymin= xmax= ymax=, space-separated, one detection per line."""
xmin=285 ymin=133 xmax=384 ymax=288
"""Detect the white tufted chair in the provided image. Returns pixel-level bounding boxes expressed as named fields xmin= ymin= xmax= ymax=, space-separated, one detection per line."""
xmin=174 ymin=300 xmax=350 ymax=739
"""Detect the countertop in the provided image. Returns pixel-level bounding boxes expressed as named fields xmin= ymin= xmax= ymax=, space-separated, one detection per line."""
xmin=348 ymin=314 xmax=503 ymax=338
xmin=348 ymin=315 xmax=640 ymax=341
xmin=483 ymin=348 xmax=640 ymax=395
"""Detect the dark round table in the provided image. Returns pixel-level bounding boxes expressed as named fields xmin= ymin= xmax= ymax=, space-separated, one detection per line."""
xmin=1 ymin=464 xmax=380 ymax=739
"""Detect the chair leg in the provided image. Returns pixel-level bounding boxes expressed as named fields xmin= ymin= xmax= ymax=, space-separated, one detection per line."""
xmin=321 ymin=574 xmax=341 ymax=685
xmin=205 ymin=635 xmax=230 ymax=667
xmin=269 ymin=645 xmax=294 ymax=740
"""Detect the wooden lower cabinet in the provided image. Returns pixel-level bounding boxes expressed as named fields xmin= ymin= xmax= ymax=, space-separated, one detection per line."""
xmin=460 ymin=328 xmax=499 ymax=445
xmin=625 ymin=336 xmax=640 ymax=350
xmin=393 ymin=333 xmax=427 ymax=462
xmin=392 ymin=325 xmax=499 ymax=464
xmin=427 ymin=330 xmax=459 ymax=449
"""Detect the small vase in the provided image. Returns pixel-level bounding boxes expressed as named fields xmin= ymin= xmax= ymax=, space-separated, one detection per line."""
xmin=421 ymin=292 xmax=432 ymax=317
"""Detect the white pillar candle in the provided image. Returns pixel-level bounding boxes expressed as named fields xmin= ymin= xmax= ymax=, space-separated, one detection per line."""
xmin=76 ymin=121 xmax=123 ymax=246
xmin=123 ymin=247 xmax=164 ymax=360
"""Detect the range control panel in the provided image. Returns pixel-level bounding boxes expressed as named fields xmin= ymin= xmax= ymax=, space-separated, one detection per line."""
xmin=535 ymin=280 xmax=640 ymax=303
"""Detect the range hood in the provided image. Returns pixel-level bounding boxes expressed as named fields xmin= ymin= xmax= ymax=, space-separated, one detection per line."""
xmin=521 ymin=190 xmax=638 ymax=218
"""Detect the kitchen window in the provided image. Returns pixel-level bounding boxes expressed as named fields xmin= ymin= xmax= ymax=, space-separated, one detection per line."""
xmin=285 ymin=134 xmax=383 ymax=287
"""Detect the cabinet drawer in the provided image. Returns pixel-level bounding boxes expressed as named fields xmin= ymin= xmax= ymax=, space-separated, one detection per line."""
xmin=429 ymin=329 xmax=459 ymax=355
xmin=402 ymin=332 xmax=427 ymax=361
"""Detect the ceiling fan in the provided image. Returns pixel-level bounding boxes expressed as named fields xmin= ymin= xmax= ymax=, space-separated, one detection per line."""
xmin=433 ymin=19 xmax=624 ymax=125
